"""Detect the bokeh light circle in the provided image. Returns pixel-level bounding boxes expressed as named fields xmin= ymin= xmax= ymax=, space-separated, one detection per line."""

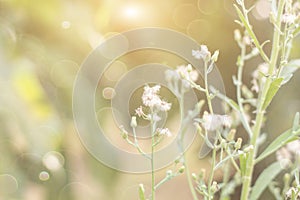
xmin=73 ymin=28 xmax=225 ymax=173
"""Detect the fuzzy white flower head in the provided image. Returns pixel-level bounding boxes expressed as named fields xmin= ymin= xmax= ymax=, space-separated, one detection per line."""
xmin=142 ymin=85 xmax=161 ymax=107
xmin=176 ymin=64 xmax=199 ymax=82
xmin=202 ymin=111 xmax=232 ymax=131
xmin=282 ymin=13 xmax=297 ymax=24
xmin=192 ymin=45 xmax=211 ymax=61
xmin=165 ymin=69 xmax=180 ymax=82
xmin=157 ymin=100 xmax=172 ymax=111
xmin=141 ymin=84 xmax=172 ymax=112
xmin=286 ymin=140 xmax=300 ymax=155
xmin=156 ymin=128 xmax=172 ymax=137
xmin=251 ymin=63 xmax=269 ymax=92
xmin=135 ymin=106 xmax=144 ymax=117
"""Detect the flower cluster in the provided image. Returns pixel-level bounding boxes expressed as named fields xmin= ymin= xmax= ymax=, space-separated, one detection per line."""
xmin=201 ymin=111 xmax=232 ymax=131
xmin=139 ymin=85 xmax=171 ymax=112
xmin=276 ymin=140 xmax=300 ymax=168
xmin=192 ymin=45 xmax=211 ymax=61
xmin=156 ymin=128 xmax=172 ymax=137
xmin=281 ymin=1 xmax=300 ymax=24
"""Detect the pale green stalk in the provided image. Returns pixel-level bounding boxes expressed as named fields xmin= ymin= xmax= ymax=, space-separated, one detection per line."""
xmin=179 ymin=89 xmax=199 ymax=200
xmin=240 ymin=0 xmax=285 ymax=199
xmin=150 ymin=109 xmax=156 ymax=200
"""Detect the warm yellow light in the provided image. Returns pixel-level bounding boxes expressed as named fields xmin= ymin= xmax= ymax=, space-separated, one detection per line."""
xmin=123 ymin=5 xmax=140 ymax=18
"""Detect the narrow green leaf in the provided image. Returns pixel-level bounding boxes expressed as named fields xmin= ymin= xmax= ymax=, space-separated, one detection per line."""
xmin=249 ymin=162 xmax=282 ymax=200
xmin=293 ymin=112 xmax=300 ymax=132
xmin=233 ymin=4 xmax=270 ymax=63
xmin=262 ymin=78 xmax=283 ymax=110
xmin=256 ymin=128 xmax=300 ymax=163
xmin=239 ymin=153 xmax=248 ymax=176
xmin=139 ymin=184 xmax=146 ymax=200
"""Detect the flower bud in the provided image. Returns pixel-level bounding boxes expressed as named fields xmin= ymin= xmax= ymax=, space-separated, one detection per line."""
xmin=211 ymin=50 xmax=219 ymax=62
xmin=199 ymin=168 xmax=206 ymax=180
xmin=234 ymin=29 xmax=242 ymax=41
xmin=235 ymin=138 xmax=243 ymax=150
xmin=211 ymin=181 xmax=219 ymax=193
xmin=130 ymin=116 xmax=137 ymax=128
xmin=119 ymin=125 xmax=128 ymax=139
xmin=192 ymin=173 xmax=198 ymax=181
xmin=166 ymin=170 xmax=173 ymax=177
xmin=227 ymin=129 xmax=236 ymax=141
xmin=178 ymin=166 xmax=185 ymax=174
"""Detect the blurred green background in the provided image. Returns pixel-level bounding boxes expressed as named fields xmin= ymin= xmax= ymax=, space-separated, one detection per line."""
xmin=0 ymin=0 xmax=299 ymax=199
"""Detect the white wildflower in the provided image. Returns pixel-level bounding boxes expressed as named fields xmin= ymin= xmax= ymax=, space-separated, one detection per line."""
xmin=282 ymin=13 xmax=297 ymax=24
xmin=201 ymin=111 xmax=232 ymax=131
xmin=156 ymin=128 xmax=172 ymax=137
xmin=141 ymin=85 xmax=172 ymax=112
xmin=176 ymin=64 xmax=199 ymax=82
xmin=165 ymin=69 xmax=180 ymax=82
xmin=276 ymin=142 xmax=298 ymax=169
xmin=142 ymin=85 xmax=162 ymax=107
xmin=286 ymin=187 xmax=300 ymax=199
xmin=192 ymin=45 xmax=211 ymax=61
xmin=157 ymin=100 xmax=172 ymax=111
xmin=242 ymin=35 xmax=252 ymax=46
xmin=147 ymin=113 xmax=161 ymax=122
xmin=251 ymin=63 xmax=269 ymax=92
xmin=286 ymin=140 xmax=300 ymax=155
xmin=135 ymin=106 xmax=144 ymax=117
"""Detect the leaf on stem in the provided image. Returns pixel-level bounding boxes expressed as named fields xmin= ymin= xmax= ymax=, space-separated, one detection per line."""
xmin=239 ymin=152 xmax=248 ymax=177
xmin=293 ymin=112 xmax=300 ymax=132
xmin=279 ymin=59 xmax=300 ymax=85
xmin=256 ymin=128 xmax=300 ymax=163
xmin=262 ymin=78 xmax=283 ymax=110
xmin=249 ymin=162 xmax=282 ymax=200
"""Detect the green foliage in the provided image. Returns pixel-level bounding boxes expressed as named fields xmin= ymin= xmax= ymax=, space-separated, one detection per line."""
xmin=249 ymin=162 xmax=282 ymax=200
xmin=262 ymin=78 xmax=283 ymax=110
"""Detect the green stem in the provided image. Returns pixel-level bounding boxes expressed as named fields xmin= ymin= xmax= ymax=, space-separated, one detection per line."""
xmin=204 ymin=61 xmax=214 ymax=114
xmin=220 ymin=160 xmax=230 ymax=200
xmin=207 ymin=140 xmax=217 ymax=200
xmin=150 ymin=109 xmax=156 ymax=200
xmin=179 ymin=90 xmax=199 ymax=200
xmin=237 ymin=44 xmax=253 ymax=137
xmin=240 ymin=0 xmax=285 ymax=199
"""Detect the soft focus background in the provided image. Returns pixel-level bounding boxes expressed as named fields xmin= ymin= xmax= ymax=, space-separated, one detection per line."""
xmin=0 ymin=0 xmax=300 ymax=199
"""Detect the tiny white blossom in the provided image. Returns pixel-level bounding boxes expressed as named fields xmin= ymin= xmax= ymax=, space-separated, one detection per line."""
xmin=147 ymin=113 xmax=161 ymax=122
xmin=165 ymin=69 xmax=180 ymax=82
xmin=286 ymin=140 xmax=300 ymax=155
xmin=157 ymin=100 xmax=172 ymax=111
xmin=142 ymin=85 xmax=161 ymax=107
xmin=156 ymin=128 xmax=172 ymax=137
xmin=282 ymin=13 xmax=297 ymax=24
xmin=222 ymin=115 xmax=232 ymax=128
xmin=176 ymin=64 xmax=199 ymax=82
xmin=192 ymin=45 xmax=211 ymax=60
xmin=135 ymin=106 xmax=144 ymax=117
xmin=202 ymin=111 xmax=232 ymax=131
xmin=251 ymin=63 xmax=269 ymax=92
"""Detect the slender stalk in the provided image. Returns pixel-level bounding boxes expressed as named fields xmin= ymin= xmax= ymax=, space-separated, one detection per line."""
xmin=237 ymin=43 xmax=253 ymax=137
xmin=207 ymin=141 xmax=217 ymax=200
xmin=240 ymin=0 xmax=285 ymax=199
xmin=150 ymin=109 xmax=156 ymax=200
xmin=204 ymin=61 xmax=214 ymax=114
xmin=179 ymin=90 xmax=199 ymax=200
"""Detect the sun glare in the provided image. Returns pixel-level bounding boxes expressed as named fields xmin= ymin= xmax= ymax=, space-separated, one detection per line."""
xmin=123 ymin=5 xmax=140 ymax=18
